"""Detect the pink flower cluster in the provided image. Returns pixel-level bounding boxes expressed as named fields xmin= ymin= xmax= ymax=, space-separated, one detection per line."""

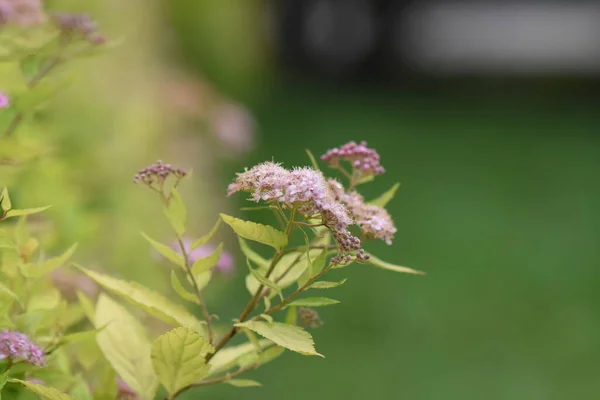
xmin=329 ymin=179 xmax=397 ymax=245
xmin=228 ymin=162 xmax=352 ymax=232
xmin=133 ymin=160 xmax=187 ymax=186
xmin=321 ymin=141 xmax=385 ymax=177
xmin=0 ymin=330 xmax=45 ymax=366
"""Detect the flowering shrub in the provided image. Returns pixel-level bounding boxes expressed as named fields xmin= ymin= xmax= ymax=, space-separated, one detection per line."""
xmin=0 ymin=3 xmax=423 ymax=400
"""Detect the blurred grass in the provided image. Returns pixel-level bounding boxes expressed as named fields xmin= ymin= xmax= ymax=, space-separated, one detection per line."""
xmin=193 ymin=83 xmax=600 ymax=399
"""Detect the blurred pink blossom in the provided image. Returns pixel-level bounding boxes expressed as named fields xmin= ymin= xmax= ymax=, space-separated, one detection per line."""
xmin=211 ymin=102 xmax=256 ymax=155
xmin=0 ymin=92 xmax=9 ymax=109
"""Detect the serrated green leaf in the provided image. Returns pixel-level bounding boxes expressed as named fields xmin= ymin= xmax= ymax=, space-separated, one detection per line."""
xmin=95 ymin=294 xmax=158 ymax=400
xmin=4 ymin=206 xmax=51 ymax=219
xmin=171 ymin=270 xmax=198 ymax=304
xmin=77 ymin=266 xmax=204 ymax=333
xmin=192 ymin=218 xmax=222 ymax=249
xmin=225 ymin=379 xmax=262 ymax=387
xmin=0 ymin=188 xmax=10 ymax=212
xmin=285 ymin=306 xmax=297 ymax=325
xmin=220 ymin=214 xmax=287 ymax=250
xmin=305 ymin=149 xmax=320 ymax=170
xmin=309 ymin=249 xmax=328 ymax=277
xmin=368 ymin=182 xmax=401 ymax=207
xmin=238 ymin=237 xmax=268 ymax=270
xmin=366 ymin=255 xmax=425 ymax=275
xmin=247 ymin=258 xmax=282 ymax=299
xmin=151 ymin=327 xmax=214 ymax=396
xmin=141 ymin=232 xmax=184 ymax=268
xmin=8 ymin=379 xmax=75 ymax=400
xmin=164 ymin=188 xmax=186 ymax=236
xmin=309 ymin=279 xmax=347 ymax=289
xmin=234 ymin=321 xmax=322 ymax=357
xmin=192 ymin=271 xmax=212 ymax=291
xmin=21 ymin=243 xmax=77 ymax=278
xmin=191 ymin=243 xmax=223 ymax=275
xmin=287 ymin=297 xmax=340 ymax=307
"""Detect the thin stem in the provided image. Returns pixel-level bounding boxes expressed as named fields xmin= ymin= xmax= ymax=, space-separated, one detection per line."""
xmin=170 ymin=364 xmax=258 ymax=399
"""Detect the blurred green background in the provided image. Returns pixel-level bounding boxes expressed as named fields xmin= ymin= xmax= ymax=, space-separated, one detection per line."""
xmin=5 ymin=0 xmax=600 ymax=398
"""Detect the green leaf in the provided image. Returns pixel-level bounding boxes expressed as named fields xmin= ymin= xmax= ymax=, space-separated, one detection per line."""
xmin=164 ymin=188 xmax=186 ymax=236
xmin=0 ymin=281 xmax=21 ymax=307
xmin=192 ymin=218 xmax=222 ymax=249
xmin=0 ymin=371 xmax=8 ymax=391
xmin=368 ymin=182 xmax=401 ymax=207
xmin=95 ymin=294 xmax=158 ymax=400
xmin=287 ymin=297 xmax=340 ymax=307
xmin=21 ymin=243 xmax=77 ymax=278
xmin=69 ymin=378 xmax=92 ymax=400
xmin=192 ymin=271 xmax=212 ymax=291
xmin=259 ymin=314 xmax=273 ymax=323
xmin=141 ymin=232 xmax=184 ymax=268
xmin=220 ymin=214 xmax=287 ymax=250
xmin=151 ymin=327 xmax=214 ymax=396
xmin=238 ymin=237 xmax=269 ymax=270
xmin=366 ymin=255 xmax=425 ymax=275
xmin=18 ymin=74 xmax=73 ymax=110
xmin=170 ymin=270 xmax=198 ymax=304
xmin=356 ymin=175 xmax=374 ymax=185
xmin=0 ymin=187 xmax=10 ymax=212
xmin=247 ymin=258 xmax=282 ymax=299
xmin=8 ymin=379 xmax=75 ymax=400
xmin=77 ymin=266 xmax=204 ymax=333
xmin=305 ymin=149 xmax=320 ymax=170
xmin=225 ymin=379 xmax=262 ymax=387
xmin=234 ymin=321 xmax=323 ymax=357
xmin=75 ymin=290 xmax=96 ymax=324
xmin=310 ymin=279 xmax=347 ymax=289
xmin=207 ymin=340 xmax=273 ymax=376
xmin=285 ymin=306 xmax=297 ymax=325
xmin=191 ymin=243 xmax=223 ymax=275
xmin=4 ymin=206 xmax=51 ymax=219
xmin=309 ymin=249 xmax=328 ymax=277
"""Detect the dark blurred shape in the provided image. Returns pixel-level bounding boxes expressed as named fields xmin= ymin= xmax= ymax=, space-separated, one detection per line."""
xmin=271 ymin=0 xmax=600 ymax=80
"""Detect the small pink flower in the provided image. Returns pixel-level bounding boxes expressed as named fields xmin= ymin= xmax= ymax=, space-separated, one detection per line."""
xmin=0 ymin=92 xmax=9 ymax=109
xmin=170 ymin=239 xmax=234 ymax=274
xmin=0 ymin=330 xmax=45 ymax=366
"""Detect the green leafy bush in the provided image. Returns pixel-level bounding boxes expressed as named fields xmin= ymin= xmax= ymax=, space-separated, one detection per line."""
xmin=0 ymin=3 xmax=423 ymax=399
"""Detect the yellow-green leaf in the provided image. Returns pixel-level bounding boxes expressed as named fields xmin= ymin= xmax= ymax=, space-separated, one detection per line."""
xmin=234 ymin=321 xmax=322 ymax=357
xmin=220 ymin=214 xmax=287 ymax=250
xmin=171 ymin=270 xmax=198 ymax=304
xmin=141 ymin=232 xmax=184 ymax=268
xmin=207 ymin=340 xmax=273 ymax=377
xmin=0 ymin=187 xmax=10 ymax=212
xmin=368 ymin=182 xmax=401 ymax=208
xmin=192 ymin=218 xmax=222 ymax=249
xmin=21 ymin=243 xmax=77 ymax=278
xmin=191 ymin=243 xmax=223 ymax=275
xmin=309 ymin=248 xmax=328 ymax=277
xmin=8 ymin=379 xmax=75 ymax=400
xmin=247 ymin=258 xmax=282 ymax=299
xmin=309 ymin=279 xmax=347 ymax=289
xmin=287 ymin=297 xmax=340 ymax=307
xmin=151 ymin=327 xmax=214 ymax=396
xmin=95 ymin=294 xmax=158 ymax=400
xmin=366 ymin=255 xmax=425 ymax=275
xmin=4 ymin=206 xmax=51 ymax=219
xmin=164 ymin=188 xmax=186 ymax=236
xmin=76 ymin=290 xmax=96 ymax=324
xmin=77 ymin=266 xmax=204 ymax=333
xmin=225 ymin=379 xmax=262 ymax=387
xmin=238 ymin=237 xmax=269 ymax=270
xmin=0 ymin=281 xmax=21 ymax=307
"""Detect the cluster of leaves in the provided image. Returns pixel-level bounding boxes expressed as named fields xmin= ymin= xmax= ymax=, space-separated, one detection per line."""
xmin=0 ymin=4 xmax=424 ymax=400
